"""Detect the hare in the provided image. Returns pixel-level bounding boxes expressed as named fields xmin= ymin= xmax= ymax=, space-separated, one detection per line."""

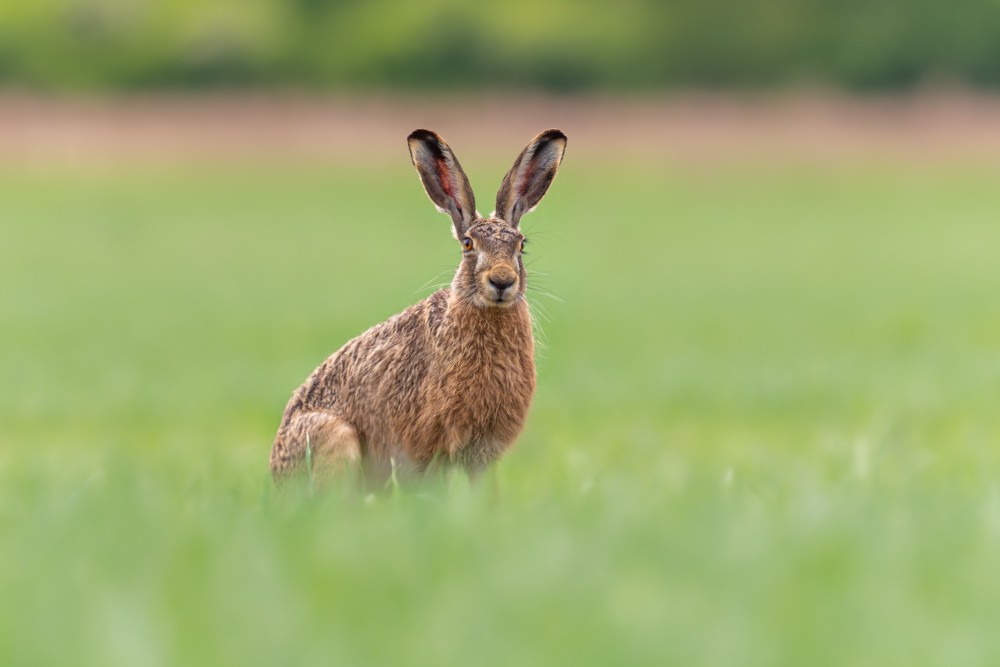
xmin=270 ymin=128 xmax=567 ymax=488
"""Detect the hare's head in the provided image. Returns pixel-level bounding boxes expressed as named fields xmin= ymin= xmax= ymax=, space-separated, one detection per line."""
xmin=408 ymin=129 xmax=566 ymax=308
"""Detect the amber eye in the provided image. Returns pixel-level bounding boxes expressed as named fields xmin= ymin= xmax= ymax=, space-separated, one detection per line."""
xmin=462 ymin=237 xmax=474 ymax=252
xmin=519 ymin=238 xmax=527 ymax=253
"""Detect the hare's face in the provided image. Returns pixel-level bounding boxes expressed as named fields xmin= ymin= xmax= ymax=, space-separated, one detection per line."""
xmin=457 ymin=221 xmax=526 ymax=308
xmin=407 ymin=128 xmax=564 ymax=307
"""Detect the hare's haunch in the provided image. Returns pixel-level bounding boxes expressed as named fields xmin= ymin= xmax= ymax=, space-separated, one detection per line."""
xmin=270 ymin=129 xmax=567 ymax=488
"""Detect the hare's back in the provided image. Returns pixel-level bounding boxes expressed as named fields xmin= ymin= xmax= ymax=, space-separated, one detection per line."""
xmin=285 ymin=294 xmax=441 ymax=425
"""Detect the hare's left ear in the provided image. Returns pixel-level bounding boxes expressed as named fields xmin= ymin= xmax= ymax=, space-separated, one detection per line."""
xmin=495 ymin=129 xmax=567 ymax=229
xmin=408 ymin=129 xmax=477 ymax=237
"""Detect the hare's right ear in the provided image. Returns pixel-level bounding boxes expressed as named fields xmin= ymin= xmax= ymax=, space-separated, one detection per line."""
xmin=407 ymin=129 xmax=477 ymax=237
xmin=495 ymin=129 xmax=567 ymax=229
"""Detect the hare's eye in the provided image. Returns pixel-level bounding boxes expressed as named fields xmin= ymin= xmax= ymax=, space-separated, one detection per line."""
xmin=519 ymin=238 xmax=527 ymax=253
xmin=462 ymin=237 xmax=474 ymax=252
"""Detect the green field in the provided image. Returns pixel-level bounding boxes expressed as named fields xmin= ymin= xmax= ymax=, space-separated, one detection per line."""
xmin=2 ymin=159 xmax=999 ymax=665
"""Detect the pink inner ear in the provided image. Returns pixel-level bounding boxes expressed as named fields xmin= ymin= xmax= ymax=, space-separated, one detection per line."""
xmin=518 ymin=161 xmax=536 ymax=198
xmin=436 ymin=158 xmax=461 ymax=214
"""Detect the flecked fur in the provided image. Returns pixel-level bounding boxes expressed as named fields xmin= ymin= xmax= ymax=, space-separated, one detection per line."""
xmin=270 ymin=129 xmax=566 ymax=488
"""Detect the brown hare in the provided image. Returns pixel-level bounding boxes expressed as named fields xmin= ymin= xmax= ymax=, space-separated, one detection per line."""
xmin=270 ymin=129 xmax=567 ymax=489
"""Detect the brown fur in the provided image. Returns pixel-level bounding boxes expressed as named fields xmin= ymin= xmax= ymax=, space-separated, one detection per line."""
xmin=270 ymin=129 xmax=566 ymax=488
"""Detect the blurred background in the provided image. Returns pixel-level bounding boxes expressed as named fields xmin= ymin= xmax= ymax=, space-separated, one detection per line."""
xmin=3 ymin=0 xmax=1000 ymax=92
xmin=4 ymin=0 xmax=1000 ymax=164
xmin=3 ymin=2 xmax=1000 ymax=666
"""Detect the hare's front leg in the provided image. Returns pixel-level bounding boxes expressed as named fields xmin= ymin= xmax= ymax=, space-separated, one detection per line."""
xmin=270 ymin=411 xmax=361 ymax=486
xmin=453 ymin=440 xmax=508 ymax=482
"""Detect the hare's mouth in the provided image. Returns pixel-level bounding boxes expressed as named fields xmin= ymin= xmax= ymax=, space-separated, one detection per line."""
xmin=474 ymin=290 xmax=518 ymax=308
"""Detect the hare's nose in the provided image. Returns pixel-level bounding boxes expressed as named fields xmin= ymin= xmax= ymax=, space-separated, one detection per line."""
xmin=490 ymin=275 xmax=516 ymax=291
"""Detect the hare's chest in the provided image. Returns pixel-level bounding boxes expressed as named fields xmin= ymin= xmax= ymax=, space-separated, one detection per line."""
xmin=439 ymin=346 xmax=535 ymax=444
xmin=424 ymin=305 xmax=536 ymax=458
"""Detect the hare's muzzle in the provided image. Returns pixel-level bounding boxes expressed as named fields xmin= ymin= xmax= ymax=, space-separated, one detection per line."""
xmin=486 ymin=268 xmax=518 ymax=303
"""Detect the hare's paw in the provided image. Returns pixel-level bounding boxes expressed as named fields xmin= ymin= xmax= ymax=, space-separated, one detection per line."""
xmin=271 ymin=412 xmax=361 ymax=489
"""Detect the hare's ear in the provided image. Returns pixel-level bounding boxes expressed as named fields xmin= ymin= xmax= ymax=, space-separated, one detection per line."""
xmin=407 ymin=129 xmax=477 ymax=237
xmin=495 ymin=129 xmax=566 ymax=229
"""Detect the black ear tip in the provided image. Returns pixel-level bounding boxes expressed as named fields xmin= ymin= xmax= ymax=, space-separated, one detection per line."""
xmin=538 ymin=129 xmax=567 ymax=143
xmin=408 ymin=129 xmax=440 ymax=143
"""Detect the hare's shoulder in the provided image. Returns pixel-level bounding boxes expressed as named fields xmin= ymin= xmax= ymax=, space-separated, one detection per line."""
xmin=335 ymin=288 xmax=449 ymax=363
xmin=424 ymin=288 xmax=450 ymax=338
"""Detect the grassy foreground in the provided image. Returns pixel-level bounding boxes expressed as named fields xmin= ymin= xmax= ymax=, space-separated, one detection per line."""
xmin=2 ymin=160 xmax=1000 ymax=665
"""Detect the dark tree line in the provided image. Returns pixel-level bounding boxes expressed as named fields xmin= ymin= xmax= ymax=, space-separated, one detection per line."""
xmin=1 ymin=0 xmax=996 ymax=91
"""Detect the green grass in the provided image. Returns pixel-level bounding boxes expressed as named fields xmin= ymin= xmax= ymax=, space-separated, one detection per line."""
xmin=2 ymin=160 xmax=1000 ymax=665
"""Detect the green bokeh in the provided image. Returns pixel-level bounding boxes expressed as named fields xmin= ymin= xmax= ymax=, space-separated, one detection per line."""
xmin=2 ymin=160 xmax=999 ymax=665
xmin=1 ymin=0 xmax=1000 ymax=91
